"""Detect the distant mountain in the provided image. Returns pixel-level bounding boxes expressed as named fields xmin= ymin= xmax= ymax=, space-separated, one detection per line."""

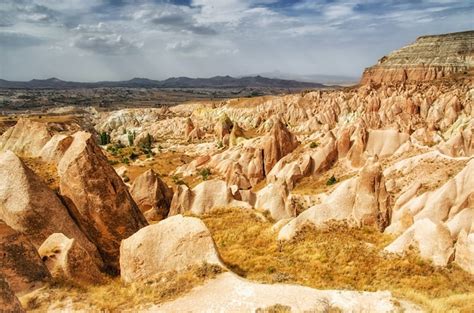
xmin=0 ymin=75 xmax=327 ymax=89
xmin=247 ymin=71 xmax=358 ymax=85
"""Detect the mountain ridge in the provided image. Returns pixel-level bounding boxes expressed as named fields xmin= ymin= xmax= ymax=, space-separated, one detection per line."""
xmin=0 ymin=75 xmax=327 ymax=89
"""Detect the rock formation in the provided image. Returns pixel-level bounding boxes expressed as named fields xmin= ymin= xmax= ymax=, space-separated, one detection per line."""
xmin=120 ymin=215 xmax=223 ymax=283
xmin=361 ymin=31 xmax=474 ymax=84
xmin=0 ymin=118 xmax=52 ymax=156
xmin=169 ymin=180 xmax=251 ymax=216
xmin=38 ymin=233 xmax=105 ymax=284
xmin=58 ymin=131 xmax=147 ymax=273
xmin=129 ymin=169 xmax=173 ymax=222
xmin=279 ymin=158 xmax=390 ymax=240
xmin=0 ymin=220 xmax=50 ymax=293
xmin=148 ymin=272 xmax=418 ymax=313
xmin=0 ymin=150 xmax=102 ymax=267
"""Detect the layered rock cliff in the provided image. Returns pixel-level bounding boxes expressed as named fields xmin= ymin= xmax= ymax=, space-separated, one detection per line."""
xmin=361 ymin=30 xmax=474 ymax=84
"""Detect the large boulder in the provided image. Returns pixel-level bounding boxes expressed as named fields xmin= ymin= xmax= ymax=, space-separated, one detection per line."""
xmin=38 ymin=233 xmax=105 ymax=285
xmin=0 ymin=118 xmax=52 ymax=156
xmin=129 ymin=169 xmax=173 ymax=222
xmin=169 ymin=180 xmax=251 ymax=216
xmin=384 ymin=219 xmax=454 ymax=266
xmin=0 ymin=274 xmax=25 ymax=313
xmin=58 ymin=131 xmax=147 ymax=273
xmin=0 ymin=220 xmax=50 ymax=293
xmin=0 ymin=150 xmax=102 ymax=267
xmin=120 ymin=215 xmax=223 ymax=283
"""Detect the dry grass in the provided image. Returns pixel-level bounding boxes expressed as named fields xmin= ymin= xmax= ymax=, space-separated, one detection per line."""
xmin=21 ymin=263 xmax=224 ymax=312
xmin=200 ymin=208 xmax=474 ymax=313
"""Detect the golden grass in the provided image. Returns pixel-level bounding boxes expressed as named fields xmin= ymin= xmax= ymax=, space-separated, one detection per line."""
xmin=21 ymin=263 xmax=224 ymax=312
xmin=200 ymin=208 xmax=474 ymax=313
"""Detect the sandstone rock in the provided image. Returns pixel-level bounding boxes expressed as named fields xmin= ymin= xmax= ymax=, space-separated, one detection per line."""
xmin=0 ymin=118 xmax=52 ymax=156
xmin=353 ymin=158 xmax=390 ymax=229
xmin=38 ymin=233 xmax=105 ymax=285
xmin=279 ymin=158 xmax=389 ymax=240
xmin=169 ymin=180 xmax=251 ymax=216
xmin=454 ymin=229 xmax=474 ymax=274
xmin=384 ymin=219 xmax=454 ymax=266
xmin=130 ymin=169 xmax=173 ymax=222
xmin=0 ymin=220 xmax=50 ymax=293
xmin=365 ymin=129 xmax=409 ymax=157
xmin=148 ymin=272 xmax=420 ymax=313
xmin=39 ymin=134 xmax=74 ymax=164
xmin=214 ymin=114 xmax=233 ymax=142
xmin=120 ymin=215 xmax=223 ymax=283
xmin=263 ymin=119 xmax=299 ymax=174
xmin=0 ymin=150 xmax=102 ymax=267
xmin=361 ymin=31 xmax=474 ymax=84
xmin=0 ymin=274 xmax=25 ymax=312
xmin=58 ymin=131 xmax=147 ymax=272
xmin=255 ymin=183 xmax=294 ymax=221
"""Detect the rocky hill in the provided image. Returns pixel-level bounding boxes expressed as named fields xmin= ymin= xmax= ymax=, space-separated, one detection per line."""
xmin=361 ymin=30 xmax=474 ymax=84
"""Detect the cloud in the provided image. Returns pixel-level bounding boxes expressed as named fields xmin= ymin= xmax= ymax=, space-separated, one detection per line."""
xmin=73 ymin=33 xmax=141 ymax=55
xmin=0 ymin=31 xmax=44 ymax=47
xmin=1 ymin=0 xmax=472 ymax=80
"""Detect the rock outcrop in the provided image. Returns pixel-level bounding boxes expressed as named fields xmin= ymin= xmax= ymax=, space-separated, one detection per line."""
xmin=58 ymin=131 xmax=147 ymax=273
xmin=120 ymin=215 xmax=223 ymax=283
xmin=0 ymin=220 xmax=50 ymax=293
xmin=38 ymin=233 xmax=105 ymax=284
xmin=129 ymin=169 xmax=173 ymax=222
xmin=279 ymin=158 xmax=389 ymax=240
xmin=0 ymin=150 xmax=102 ymax=267
xmin=169 ymin=180 xmax=252 ymax=216
xmin=0 ymin=118 xmax=52 ymax=156
xmin=384 ymin=219 xmax=454 ymax=266
xmin=148 ymin=272 xmax=419 ymax=313
xmin=361 ymin=31 xmax=474 ymax=84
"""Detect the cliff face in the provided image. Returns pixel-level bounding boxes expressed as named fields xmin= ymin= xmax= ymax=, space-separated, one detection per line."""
xmin=361 ymin=31 xmax=474 ymax=84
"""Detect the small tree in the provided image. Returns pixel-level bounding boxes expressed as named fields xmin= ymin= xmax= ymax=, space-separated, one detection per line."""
xmin=100 ymin=131 xmax=110 ymax=145
xmin=127 ymin=131 xmax=135 ymax=146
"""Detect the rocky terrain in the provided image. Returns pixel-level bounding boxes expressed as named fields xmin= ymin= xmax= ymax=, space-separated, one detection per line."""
xmin=361 ymin=31 xmax=474 ymax=84
xmin=0 ymin=31 xmax=473 ymax=312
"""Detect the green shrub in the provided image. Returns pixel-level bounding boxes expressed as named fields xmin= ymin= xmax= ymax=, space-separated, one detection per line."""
xmin=326 ymin=175 xmax=337 ymax=186
xmin=199 ymin=168 xmax=212 ymax=181
xmin=309 ymin=142 xmax=319 ymax=149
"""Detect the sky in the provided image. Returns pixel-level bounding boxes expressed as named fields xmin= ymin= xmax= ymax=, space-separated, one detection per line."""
xmin=0 ymin=0 xmax=473 ymax=81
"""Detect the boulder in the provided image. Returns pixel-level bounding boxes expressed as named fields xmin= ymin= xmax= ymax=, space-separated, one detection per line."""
xmin=38 ymin=233 xmax=105 ymax=285
xmin=0 ymin=275 xmax=25 ymax=313
xmin=0 ymin=118 xmax=52 ymax=156
xmin=120 ymin=215 xmax=223 ymax=283
xmin=0 ymin=151 xmax=102 ymax=267
xmin=169 ymin=180 xmax=252 ymax=216
xmin=130 ymin=169 xmax=173 ymax=222
xmin=58 ymin=131 xmax=147 ymax=273
xmin=384 ymin=219 xmax=454 ymax=266
xmin=0 ymin=220 xmax=50 ymax=293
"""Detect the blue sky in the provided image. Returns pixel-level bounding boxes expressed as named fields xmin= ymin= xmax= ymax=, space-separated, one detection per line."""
xmin=0 ymin=0 xmax=473 ymax=81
